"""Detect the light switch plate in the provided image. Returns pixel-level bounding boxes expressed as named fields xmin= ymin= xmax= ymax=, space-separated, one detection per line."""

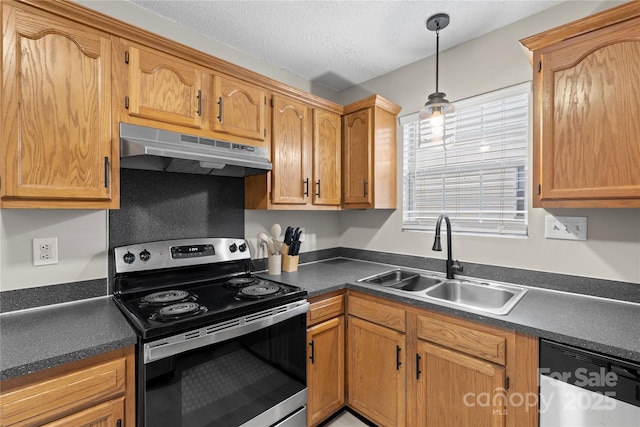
xmin=33 ymin=237 xmax=58 ymax=266
xmin=544 ymin=216 xmax=587 ymax=241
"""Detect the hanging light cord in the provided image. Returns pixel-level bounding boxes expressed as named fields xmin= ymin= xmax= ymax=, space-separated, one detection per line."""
xmin=435 ymin=26 xmax=440 ymax=93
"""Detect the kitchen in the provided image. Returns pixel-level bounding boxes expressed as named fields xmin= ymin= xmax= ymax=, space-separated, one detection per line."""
xmin=1 ymin=0 xmax=639 ymax=426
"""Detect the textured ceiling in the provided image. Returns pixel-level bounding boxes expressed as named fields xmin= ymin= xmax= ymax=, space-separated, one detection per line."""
xmin=128 ymin=0 xmax=565 ymax=92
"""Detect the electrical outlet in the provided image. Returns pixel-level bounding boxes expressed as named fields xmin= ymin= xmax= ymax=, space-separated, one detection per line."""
xmin=544 ymin=216 xmax=587 ymax=241
xmin=298 ymin=227 xmax=305 ymax=241
xmin=33 ymin=237 xmax=58 ymax=266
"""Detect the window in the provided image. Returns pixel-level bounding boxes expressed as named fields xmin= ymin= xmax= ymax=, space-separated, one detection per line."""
xmin=402 ymin=82 xmax=530 ymax=237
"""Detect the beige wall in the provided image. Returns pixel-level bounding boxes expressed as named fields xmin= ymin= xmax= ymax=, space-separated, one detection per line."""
xmin=0 ymin=210 xmax=108 ymax=291
xmin=1 ymin=1 xmax=638 ymax=292
xmin=338 ymin=1 xmax=640 ymax=284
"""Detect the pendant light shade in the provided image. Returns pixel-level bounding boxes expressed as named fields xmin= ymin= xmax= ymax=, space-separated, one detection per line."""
xmin=420 ymin=13 xmax=454 ymax=142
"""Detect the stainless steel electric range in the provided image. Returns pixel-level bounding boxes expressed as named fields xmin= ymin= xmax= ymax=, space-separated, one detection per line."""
xmin=112 ymin=238 xmax=309 ymax=427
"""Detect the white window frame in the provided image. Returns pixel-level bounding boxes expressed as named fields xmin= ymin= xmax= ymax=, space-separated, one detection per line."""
xmin=401 ymin=82 xmax=530 ymax=237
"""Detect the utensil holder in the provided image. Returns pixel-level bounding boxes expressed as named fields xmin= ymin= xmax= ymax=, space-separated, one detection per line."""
xmin=267 ymin=254 xmax=281 ymax=275
xmin=282 ymin=254 xmax=299 ymax=272
xmin=280 ymin=244 xmax=299 ymax=272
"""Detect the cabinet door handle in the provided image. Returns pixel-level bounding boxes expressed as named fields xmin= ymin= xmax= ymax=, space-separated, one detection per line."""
xmin=309 ymin=340 xmax=315 ymax=364
xmin=303 ymin=178 xmax=309 ymax=197
xmin=396 ymin=345 xmax=402 ymax=370
xmin=364 ymin=179 xmax=368 ymax=197
xmin=197 ymin=90 xmax=202 ymax=116
xmin=416 ymin=354 xmax=422 ymax=379
xmin=315 ymin=180 xmax=320 ymax=197
xmin=217 ymin=96 xmax=223 ymax=122
xmin=104 ymin=157 xmax=109 ymax=188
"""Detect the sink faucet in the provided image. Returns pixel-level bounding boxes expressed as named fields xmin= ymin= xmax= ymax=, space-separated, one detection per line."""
xmin=432 ymin=214 xmax=463 ymax=279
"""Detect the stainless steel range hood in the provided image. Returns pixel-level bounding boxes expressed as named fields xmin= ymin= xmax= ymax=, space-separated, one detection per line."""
xmin=120 ymin=123 xmax=272 ymax=177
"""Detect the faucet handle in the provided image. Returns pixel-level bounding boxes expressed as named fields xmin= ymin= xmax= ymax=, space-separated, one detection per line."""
xmin=451 ymin=260 xmax=464 ymax=274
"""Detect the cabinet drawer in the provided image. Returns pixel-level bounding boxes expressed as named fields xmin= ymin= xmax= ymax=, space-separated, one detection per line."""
xmin=348 ymin=294 xmax=405 ymax=332
xmin=417 ymin=315 xmax=506 ymax=365
xmin=308 ymin=294 xmax=345 ymax=326
xmin=1 ymin=357 xmax=127 ymax=426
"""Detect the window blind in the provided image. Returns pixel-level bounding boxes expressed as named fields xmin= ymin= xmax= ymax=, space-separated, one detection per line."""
xmin=402 ymin=82 xmax=530 ymax=237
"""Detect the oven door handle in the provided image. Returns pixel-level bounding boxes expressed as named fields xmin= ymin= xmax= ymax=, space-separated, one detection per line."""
xmin=144 ymin=300 xmax=310 ymax=363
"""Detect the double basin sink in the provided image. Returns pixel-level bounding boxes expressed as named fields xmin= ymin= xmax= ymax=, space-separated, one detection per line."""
xmin=358 ymin=269 xmax=528 ymax=315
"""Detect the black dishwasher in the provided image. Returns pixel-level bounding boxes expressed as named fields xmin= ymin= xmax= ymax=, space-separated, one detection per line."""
xmin=539 ymin=339 xmax=640 ymax=427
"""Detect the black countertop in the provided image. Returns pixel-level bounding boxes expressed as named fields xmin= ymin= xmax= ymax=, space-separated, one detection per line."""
xmin=262 ymin=258 xmax=640 ymax=363
xmin=0 ymin=297 xmax=137 ymax=381
xmin=1 ymin=257 xmax=638 ymax=382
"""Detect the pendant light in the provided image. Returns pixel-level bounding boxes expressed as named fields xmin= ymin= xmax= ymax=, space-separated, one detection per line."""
xmin=419 ymin=13 xmax=455 ymax=143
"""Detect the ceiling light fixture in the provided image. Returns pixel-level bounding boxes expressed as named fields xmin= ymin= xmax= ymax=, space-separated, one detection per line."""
xmin=420 ymin=13 xmax=455 ymax=143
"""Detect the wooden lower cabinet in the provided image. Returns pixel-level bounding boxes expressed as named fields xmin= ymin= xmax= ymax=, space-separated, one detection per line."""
xmin=42 ymin=397 xmax=125 ymax=427
xmin=306 ymin=293 xmax=346 ymax=426
xmin=0 ymin=347 xmax=135 ymax=427
xmin=346 ymin=292 xmax=538 ymax=427
xmin=307 ymin=316 xmax=345 ymax=426
xmin=305 ymin=291 xmax=537 ymax=427
xmin=347 ymin=316 xmax=406 ymax=427
xmin=416 ymin=341 xmax=506 ymax=427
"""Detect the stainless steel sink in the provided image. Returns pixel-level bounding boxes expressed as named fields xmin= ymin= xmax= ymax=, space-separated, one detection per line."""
xmin=359 ymin=269 xmax=446 ymax=291
xmin=360 ymin=269 xmax=420 ymax=287
xmin=392 ymin=275 xmax=443 ymax=291
xmin=359 ymin=270 xmax=527 ymax=315
xmin=421 ymin=279 xmax=527 ymax=315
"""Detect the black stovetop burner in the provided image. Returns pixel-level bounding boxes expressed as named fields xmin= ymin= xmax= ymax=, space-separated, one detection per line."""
xmin=149 ymin=301 xmax=208 ymax=321
xmin=112 ymin=238 xmax=306 ymax=340
xmin=139 ymin=289 xmax=197 ymax=307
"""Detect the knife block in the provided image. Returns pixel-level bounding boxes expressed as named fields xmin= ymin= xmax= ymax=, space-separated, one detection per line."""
xmin=281 ymin=244 xmax=299 ymax=272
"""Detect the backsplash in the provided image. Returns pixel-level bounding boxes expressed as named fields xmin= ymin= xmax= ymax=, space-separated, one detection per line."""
xmin=109 ymin=169 xmax=245 ymax=248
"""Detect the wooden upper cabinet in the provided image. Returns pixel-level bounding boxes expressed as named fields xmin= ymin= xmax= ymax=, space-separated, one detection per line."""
xmin=271 ymin=94 xmax=311 ymax=205
xmin=212 ymin=74 xmax=266 ymax=142
xmin=521 ymin=3 xmax=640 ymax=207
xmin=1 ymin=3 xmax=116 ymax=208
xmin=313 ymin=110 xmax=341 ymax=206
xmin=342 ymin=95 xmax=401 ymax=209
xmin=245 ymin=100 xmax=343 ymax=210
xmin=124 ymin=43 xmax=205 ymax=129
xmin=343 ymin=108 xmax=372 ymax=206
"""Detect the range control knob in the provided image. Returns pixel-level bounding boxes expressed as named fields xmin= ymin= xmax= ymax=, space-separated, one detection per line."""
xmin=229 ymin=243 xmax=238 ymax=253
xmin=238 ymin=243 xmax=247 ymax=252
xmin=123 ymin=251 xmax=135 ymax=264
xmin=139 ymin=249 xmax=151 ymax=262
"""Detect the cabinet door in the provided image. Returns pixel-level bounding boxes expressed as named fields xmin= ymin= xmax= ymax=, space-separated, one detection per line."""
xmin=1 ymin=5 xmax=113 ymax=204
xmin=416 ymin=340 xmax=505 ymax=427
xmin=348 ymin=316 xmax=405 ymax=427
xmin=342 ymin=109 xmax=373 ymax=206
xmin=312 ymin=110 xmax=341 ymax=206
xmin=126 ymin=44 xmax=204 ymax=129
xmin=535 ymin=17 xmax=640 ymax=206
xmin=42 ymin=397 xmax=125 ymax=427
xmin=307 ymin=316 xmax=345 ymax=426
xmin=212 ymin=74 xmax=266 ymax=142
xmin=271 ymin=94 xmax=311 ymax=205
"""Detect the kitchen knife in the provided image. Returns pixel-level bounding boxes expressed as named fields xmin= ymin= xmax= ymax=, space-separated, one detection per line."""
xmin=284 ymin=227 xmax=293 ymax=245
xmin=292 ymin=240 xmax=301 ymax=256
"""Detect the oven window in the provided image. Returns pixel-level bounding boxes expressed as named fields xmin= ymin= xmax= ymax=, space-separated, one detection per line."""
xmin=144 ymin=314 xmax=306 ymax=426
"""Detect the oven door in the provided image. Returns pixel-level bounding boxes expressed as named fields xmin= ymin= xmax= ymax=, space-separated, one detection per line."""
xmin=141 ymin=301 xmax=309 ymax=427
